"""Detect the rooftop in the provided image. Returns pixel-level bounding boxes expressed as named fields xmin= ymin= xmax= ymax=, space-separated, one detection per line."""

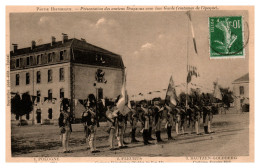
xmin=232 ymin=73 xmax=249 ymax=84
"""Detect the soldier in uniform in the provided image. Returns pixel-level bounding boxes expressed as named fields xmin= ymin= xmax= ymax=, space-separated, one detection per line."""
xmin=165 ymin=103 xmax=175 ymax=140
xmin=59 ymin=98 xmax=73 ymax=153
xmin=202 ymin=94 xmax=210 ymax=134
xmin=128 ymin=104 xmax=140 ymax=143
xmin=81 ymin=103 xmax=100 ymax=153
xmin=153 ymin=98 xmax=164 ymax=142
xmin=115 ymin=109 xmax=128 ymax=148
xmin=141 ymin=103 xmax=152 ymax=145
xmin=180 ymin=103 xmax=187 ymax=135
xmin=148 ymin=106 xmax=155 ymax=140
xmin=105 ymin=102 xmax=118 ymax=150
xmin=174 ymin=105 xmax=181 ymax=135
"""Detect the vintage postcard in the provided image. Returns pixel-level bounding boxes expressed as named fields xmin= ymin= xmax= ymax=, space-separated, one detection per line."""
xmin=5 ymin=6 xmax=254 ymax=163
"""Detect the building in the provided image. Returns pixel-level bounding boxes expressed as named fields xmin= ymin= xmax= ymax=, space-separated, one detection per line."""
xmin=10 ymin=34 xmax=125 ymax=124
xmin=232 ymin=73 xmax=249 ymax=112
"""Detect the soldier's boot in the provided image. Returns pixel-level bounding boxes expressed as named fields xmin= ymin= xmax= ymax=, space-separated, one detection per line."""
xmin=131 ymin=128 xmax=139 ymax=143
xmin=158 ymin=131 xmax=163 ymax=142
xmin=143 ymin=130 xmax=151 ymax=145
xmin=156 ymin=131 xmax=163 ymax=142
xmin=167 ymin=126 xmax=174 ymax=140
xmin=204 ymin=126 xmax=209 ymax=134
xmin=148 ymin=127 xmax=155 ymax=140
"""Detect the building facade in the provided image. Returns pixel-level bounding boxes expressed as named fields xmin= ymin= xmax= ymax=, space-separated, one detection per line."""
xmin=10 ymin=34 xmax=124 ymax=124
xmin=232 ymin=73 xmax=249 ymax=112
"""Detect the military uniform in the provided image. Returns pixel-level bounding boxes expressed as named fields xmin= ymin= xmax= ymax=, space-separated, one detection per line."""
xmin=141 ymin=106 xmax=152 ymax=145
xmin=148 ymin=107 xmax=155 ymax=140
xmin=174 ymin=107 xmax=181 ymax=135
xmin=180 ymin=106 xmax=187 ymax=134
xmin=154 ymin=104 xmax=163 ymax=142
xmin=165 ymin=105 xmax=175 ymax=140
xmin=59 ymin=106 xmax=73 ymax=153
xmin=106 ymin=106 xmax=118 ymax=150
xmin=82 ymin=107 xmax=100 ymax=153
xmin=116 ymin=112 xmax=128 ymax=148
xmin=128 ymin=106 xmax=139 ymax=142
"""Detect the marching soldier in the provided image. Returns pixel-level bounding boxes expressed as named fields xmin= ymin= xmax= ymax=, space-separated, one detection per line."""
xmin=180 ymin=103 xmax=187 ymax=135
xmin=194 ymin=103 xmax=202 ymax=135
xmin=59 ymin=98 xmax=73 ymax=153
xmin=81 ymin=104 xmax=100 ymax=153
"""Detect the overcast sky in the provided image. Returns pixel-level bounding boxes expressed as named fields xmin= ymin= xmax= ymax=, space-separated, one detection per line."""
xmin=10 ymin=11 xmax=249 ymax=96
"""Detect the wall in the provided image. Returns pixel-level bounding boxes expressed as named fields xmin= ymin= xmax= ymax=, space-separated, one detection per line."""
xmin=10 ymin=62 xmax=71 ymax=124
xmin=233 ymin=82 xmax=249 ymax=111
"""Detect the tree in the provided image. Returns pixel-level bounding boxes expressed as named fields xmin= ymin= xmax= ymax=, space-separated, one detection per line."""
xmin=11 ymin=93 xmax=33 ymax=126
xmin=219 ymin=87 xmax=234 ymax=109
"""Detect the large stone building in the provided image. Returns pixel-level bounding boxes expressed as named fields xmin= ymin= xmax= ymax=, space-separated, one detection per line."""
xmin=232 ymin=73 xmax=249 ymax=112
xmin=10 ymin=34 xmax=125 ymax=124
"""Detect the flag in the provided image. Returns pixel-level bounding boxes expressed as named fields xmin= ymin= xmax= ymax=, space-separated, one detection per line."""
xmin=116 ymin=71 xmax=131 ymax=116
xmin=186 ymin=11 xmax=198 ymax=54
xmin=165 ymin=76 xmax=177 ymax=106
xmin=213 ymin=82 xmax=222 ymax=100
xmin=187 ymin=65 xmax=199 ymax=83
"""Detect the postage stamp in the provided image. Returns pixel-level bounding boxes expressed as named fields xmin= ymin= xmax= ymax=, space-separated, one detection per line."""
xmin=209 ymin=16 xmax=244 ymax=58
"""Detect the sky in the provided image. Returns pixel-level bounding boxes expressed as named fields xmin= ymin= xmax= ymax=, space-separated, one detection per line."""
xmin=9 ymin=10 xmax=250 ymax=97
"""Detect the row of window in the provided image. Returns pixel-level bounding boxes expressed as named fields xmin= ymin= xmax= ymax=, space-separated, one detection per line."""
xmin=15 ymin=68 xmax=64 ymax=86
xmin=15 ymin=50 xmax=67 ymax=68
xmin=36 ymin=88 xmax=65 ymax=102
xmin=15 ymin=108 xmax=53 ymax=121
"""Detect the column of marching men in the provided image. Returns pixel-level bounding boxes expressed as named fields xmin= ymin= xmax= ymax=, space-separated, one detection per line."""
xmin=58 ymin=94 xmax=215 ymax=154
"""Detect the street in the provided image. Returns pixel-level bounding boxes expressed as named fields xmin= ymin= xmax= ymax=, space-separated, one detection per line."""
xmin=11 ymin=110 xmax=249 ymax=157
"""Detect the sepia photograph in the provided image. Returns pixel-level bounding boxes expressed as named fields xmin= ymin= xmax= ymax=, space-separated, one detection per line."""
xmin=5 ymin=6 xmax=254 ymax=162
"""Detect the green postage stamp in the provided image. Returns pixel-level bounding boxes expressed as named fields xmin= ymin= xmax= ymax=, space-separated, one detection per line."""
xmin=209 ymin=16 xmax=244 ymax=58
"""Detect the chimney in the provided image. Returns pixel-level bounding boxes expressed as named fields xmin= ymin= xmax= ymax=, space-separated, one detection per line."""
xmin=12 ymin=44 xmax=18 ymax=52
xmin=51 ymin=36 xmax=56 ymax=46
xmin=62 ymin=33 xmax=68 ymax=43
xmin=31 ymin=40 xmax=36 ymax=50
xmin=81 ymin=38 xmax=86 ymax=42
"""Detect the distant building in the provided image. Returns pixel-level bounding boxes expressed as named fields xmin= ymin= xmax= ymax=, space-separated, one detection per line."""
xmin=232 ymin=73 xmax=249 ymax=112
xmin=10 ymin=34 xmax=124 ymax=124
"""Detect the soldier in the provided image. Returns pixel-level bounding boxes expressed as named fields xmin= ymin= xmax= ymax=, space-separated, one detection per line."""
xmin=187 ymin=101 xmax=196 ymax=134
xmin=202 ymin=95 xmax=210 ymax=134
xmin=141 ymin=103 xmax=152 ymax=145
xmin=115 ymin=109 xmax=128 ymax=148
xmin=194 ymin=103 xmax=202 ymax=135
xmin=128 ymin=104 xmax=140 ymax=143
xmin=82 ymin=103 xmax=100 ymax=153
xmin=59 ymin=98 xmax=73 ymax=153
xmin=174 ymin=105 xmax=181 ymax=135
xmin=148 ymin=106 xmax=155 ymax=140
xmin=153 ymin=98 xmax=164 ymax=142
xmin=165 ymin=103 xmax=175 ymax=140
xmin=105 ymin=102 xmax=118 ymax=150
xmin=180 ymin=103 xmax=187 ymax=135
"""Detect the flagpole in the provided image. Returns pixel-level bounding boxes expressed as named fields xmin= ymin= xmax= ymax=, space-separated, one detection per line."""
xmin=186 ymin=13 xmax=189 ymax=110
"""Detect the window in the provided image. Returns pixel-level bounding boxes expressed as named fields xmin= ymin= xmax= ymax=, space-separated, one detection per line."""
xmin=48 ymin=89 xmax=52 ymax=100
xmin=36 ymin=71 xmax=41 ymax=83
xmin=48 ymin=108 xmax=53 ymax=119
xmin=26 ymin=57 xmax=30 ymax=66
xmin=15 ymin=74 xmax=19 ymax=86
xmin=239 ymin=86 xmax=244 ymax=95
xmin=60 ymin=88 xmax=64 ymax=98
xmin=48 ymin=69 xmax=52 ymax=82
xmin=48 ymin=53 xmax=52 ymax=62
xmin=37 ymin=90 xmax=41 ymax=103
xmin=60 ymin=51 xmax=64 ymax=61
xmin=30 ymin=56 xmax=33 ymax=65
xmin=37 ymin=55 xmax=41 ymax=64
xmin=26 ymin=73 xmax=30 ymax=85
xmin=20 ymin=58 xmax=23 ymax=67
xmin=59 ymin=68 xmax=64 ymax=81
xmin=16 ymin=59 xmax=20 ymax=68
